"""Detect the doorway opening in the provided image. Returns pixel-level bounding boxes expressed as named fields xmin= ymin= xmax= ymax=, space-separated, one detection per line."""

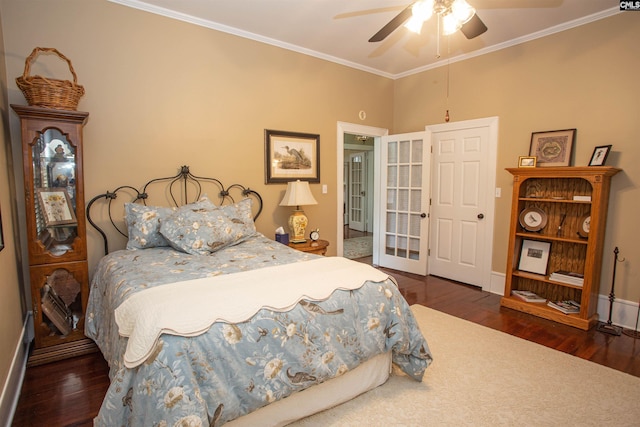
xmin=344 ymin=134 xmax=374 ymax=259
xmin=336 ymin=122 xmax=388 ymax=260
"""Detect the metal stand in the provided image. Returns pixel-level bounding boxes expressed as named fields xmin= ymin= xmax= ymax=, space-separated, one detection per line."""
xmin=597 ymin=247 xmax=623 ymax=336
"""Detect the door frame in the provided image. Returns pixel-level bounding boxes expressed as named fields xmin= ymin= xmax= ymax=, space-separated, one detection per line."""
xmin=336 ymin=122 xmax=388 ymax=257
xmin=426 ymin=117 xmax=499 ymax=291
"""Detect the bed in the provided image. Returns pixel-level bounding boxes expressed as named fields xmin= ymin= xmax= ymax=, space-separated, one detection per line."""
xmin=84 ymin=166 xmax=432 ymax=426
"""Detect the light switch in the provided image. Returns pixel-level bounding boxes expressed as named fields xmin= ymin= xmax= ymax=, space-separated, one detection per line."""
xmin=495 ymin=187 xmax=501 ymax=198
xmin=322 ymin=184 xmax=328 ymax=194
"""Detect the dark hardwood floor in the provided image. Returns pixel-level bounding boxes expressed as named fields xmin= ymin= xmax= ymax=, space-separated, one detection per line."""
xmin=12 ymin=258 xmax=640 ymax=426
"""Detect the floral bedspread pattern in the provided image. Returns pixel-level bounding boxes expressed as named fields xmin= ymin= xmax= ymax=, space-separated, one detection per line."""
xmin=86 ymin=234 xmax=432 ymax=426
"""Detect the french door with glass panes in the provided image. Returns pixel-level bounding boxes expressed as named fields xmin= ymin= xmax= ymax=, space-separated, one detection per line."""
xmin=349 ymin=152 xmax=366 ymax=232
xmin=377 ymin=132 xmax=430 ymax=275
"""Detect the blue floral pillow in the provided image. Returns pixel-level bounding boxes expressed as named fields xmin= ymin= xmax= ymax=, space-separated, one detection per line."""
xmin=219 ymin=198 xmax=257 ymax=241
xmin=160 ymin=198 xmax=258 ymax=255
xmin=124 ymin=197 xmax=215 ymax=250
xmin=124 ymin=204 xmax=176 ymax=250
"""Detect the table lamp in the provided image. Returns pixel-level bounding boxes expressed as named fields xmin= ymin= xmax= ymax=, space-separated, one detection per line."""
xmin=280 ymin=180 xmax=317 ymax=243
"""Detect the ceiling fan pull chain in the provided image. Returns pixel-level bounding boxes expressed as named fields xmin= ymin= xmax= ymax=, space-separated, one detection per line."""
xmin=445 ymin=36 xmax=451 ymax=123
xmin=436 ymin=16 xmax=441 ymax=58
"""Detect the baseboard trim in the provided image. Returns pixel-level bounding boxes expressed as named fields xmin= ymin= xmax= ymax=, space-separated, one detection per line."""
xmin=490 ymin=271 xmax=639 ymax=330
xmin=597 ymin=294 xmax=640 ymax=331
xmin=0 ymin=315 xmax=30 ymax=427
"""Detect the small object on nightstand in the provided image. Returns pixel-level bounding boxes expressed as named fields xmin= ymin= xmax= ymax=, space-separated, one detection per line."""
xmin=289 ymin=239 xmax=329 ymax=256
xmin=310 ymin=229 xmax=320 ymax=241
xmin=275 ymin=233 xmax=289 ymax=245
xmin=275 ymin=226 xmax=289 ymax=244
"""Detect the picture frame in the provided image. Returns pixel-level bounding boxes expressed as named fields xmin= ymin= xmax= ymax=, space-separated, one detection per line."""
xmin=518 ymin=239 xmax=551 ymax=275
xmin=265 ymin=129 xmax=320 ymax=183
xmin=36 ymin=188 xmax=77 ymax=227
xmin=588 ymin=145 xmax=612 ymax=166
xmin=518 ymin=156 xmax=537 ymax=168
xmin=529 ymin=129 xmax=576 ymax=167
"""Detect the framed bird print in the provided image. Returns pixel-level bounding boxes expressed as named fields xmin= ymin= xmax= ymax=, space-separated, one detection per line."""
xmin=265 ymin=129 xmax=320 ymax=183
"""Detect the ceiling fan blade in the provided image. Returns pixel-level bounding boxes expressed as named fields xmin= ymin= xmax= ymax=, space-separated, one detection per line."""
xmin=460 ymin=13 xmax=487 ymax=39
xmin=368 ymin=4 xmax=413 ymax=43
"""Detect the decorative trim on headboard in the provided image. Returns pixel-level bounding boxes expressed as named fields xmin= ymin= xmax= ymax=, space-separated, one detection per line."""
xmin=86 ymin=165 xmax=263 ymax=255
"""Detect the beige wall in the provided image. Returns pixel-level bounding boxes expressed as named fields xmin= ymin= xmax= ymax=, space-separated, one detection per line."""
xmin=394 ymin=12 xmax=640 ymax=302
xmin=0 ymin=2 xmax=26 ymax=411
xmin=0 ymin=5 xmax=638 ymax=395
xmin=1 ymin=0 xmax=395 ymax=274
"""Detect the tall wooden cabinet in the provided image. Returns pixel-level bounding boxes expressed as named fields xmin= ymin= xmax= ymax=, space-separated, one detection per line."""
xmin=500 ymin=166 xmax=620 ymax=330
xmin=12 ymin=104 xmax=96 ymax=365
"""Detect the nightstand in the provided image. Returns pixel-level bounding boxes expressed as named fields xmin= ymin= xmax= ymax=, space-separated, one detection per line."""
xmin=288 ymin=239 xmax=329 ymax=256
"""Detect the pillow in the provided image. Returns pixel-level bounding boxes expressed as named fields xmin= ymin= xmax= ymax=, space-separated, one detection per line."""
xmin=125 ymin=204 xmax=175 ymax=250
xmin=219 ymin=198 xmax=257 ymax=241
xmin=160 ymin=205 xmax=235 ymax=255
xmin=160 ymin=198 xmax=258 ymax=255
xmin=124 ymin=197 xmax=215 ymax=250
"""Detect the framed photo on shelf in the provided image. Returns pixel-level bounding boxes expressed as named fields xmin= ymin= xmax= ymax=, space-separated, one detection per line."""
xmin=36 ymin=188 xmax=77 ymax=227
xmin=588 ymin=145 xmax=612 ymax=166
xmin=518 ymin=156 xmax=537 ymax=168
xmin=518 ymin=239 xmax=551 ymax=275
xmin=265 ymin=129 xmax=320 ymax=183
xmin=529 ymin=129 xmax=576 ymax=167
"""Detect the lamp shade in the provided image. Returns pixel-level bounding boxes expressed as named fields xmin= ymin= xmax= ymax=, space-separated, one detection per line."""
xmin=279 ymin=180 xmax=318 ymax=207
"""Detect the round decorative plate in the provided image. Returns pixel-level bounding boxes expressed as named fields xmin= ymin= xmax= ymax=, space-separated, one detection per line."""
xmin=578 ymin=215 xmax=590 ymax=238
xmin=519 ymin=207 xmax=547 ymax=232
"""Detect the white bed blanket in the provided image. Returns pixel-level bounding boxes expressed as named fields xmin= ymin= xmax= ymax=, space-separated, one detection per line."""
xmin=115 ymin=256 xmax=389 ymax=368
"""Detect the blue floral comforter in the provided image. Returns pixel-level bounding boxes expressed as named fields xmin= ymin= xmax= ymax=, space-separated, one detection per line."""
xmin=86 ymin=233 xmax=432 ymax=426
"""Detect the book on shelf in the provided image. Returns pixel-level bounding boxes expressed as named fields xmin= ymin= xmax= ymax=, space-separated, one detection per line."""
xmin=511 ymin=290 xmax=546 ymax=303
xmin=547 ymin=300 xmax=581 ymax=314
xmin=549 ymin=270 xmax=584 ymax=286
xmin=572 ymin=195 xmax=592 ymax=202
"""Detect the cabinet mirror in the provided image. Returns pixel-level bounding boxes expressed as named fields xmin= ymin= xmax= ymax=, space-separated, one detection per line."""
xmin=32 ymin=128 xmax=78 ymax=256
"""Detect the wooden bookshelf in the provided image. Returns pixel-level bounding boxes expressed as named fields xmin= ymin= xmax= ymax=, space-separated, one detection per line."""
xmin=501 ymin=167 xmax=620 ymax=330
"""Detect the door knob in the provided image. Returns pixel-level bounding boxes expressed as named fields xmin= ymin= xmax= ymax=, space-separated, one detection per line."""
xmin=477 ymin=213 xmax=484 ymax=219
xmin=420 ymin=213 xmax=427 ymax=218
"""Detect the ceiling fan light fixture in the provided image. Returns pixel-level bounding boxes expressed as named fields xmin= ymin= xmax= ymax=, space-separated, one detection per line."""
xmin=404 ymin=0 xmax=434 ymax=34
xmin=450 ymin=0 xmax=475 ymax=24
xmin=413 ymin=0 xmax=434 ymax=20
xmin=442 ymin=12 xmax=462 ymax=35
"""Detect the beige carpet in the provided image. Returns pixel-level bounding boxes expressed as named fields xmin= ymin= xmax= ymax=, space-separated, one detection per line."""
xmin=291 ymin=304 xmax=640 ymax=426
xmin=343 ymin=236 xmax=373 ymax=259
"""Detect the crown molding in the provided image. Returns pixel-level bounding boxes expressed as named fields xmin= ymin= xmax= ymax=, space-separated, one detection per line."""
xmin=109 ymin=1 xmax=620 ymax=80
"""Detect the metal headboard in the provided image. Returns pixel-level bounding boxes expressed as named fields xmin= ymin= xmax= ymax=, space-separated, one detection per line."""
xmin=86 ymin=165 xmax=263 ymax=255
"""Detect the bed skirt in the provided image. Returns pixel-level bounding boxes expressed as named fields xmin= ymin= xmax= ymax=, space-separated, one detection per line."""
xmin=227 ymin=352 xmax=392 ymax=426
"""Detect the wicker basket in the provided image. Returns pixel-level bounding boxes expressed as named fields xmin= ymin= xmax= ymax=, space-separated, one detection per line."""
xmin=16 ymin=47 xmax=85 ymax=110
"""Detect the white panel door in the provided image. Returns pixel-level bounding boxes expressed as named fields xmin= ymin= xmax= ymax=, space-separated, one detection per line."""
xmin=377 ymin=132 xmax=430 ymax=275
xmin=349 ymin=152 xmax=366 ymax=232
xmin=429 ymin=124 xmax=491 ymax=286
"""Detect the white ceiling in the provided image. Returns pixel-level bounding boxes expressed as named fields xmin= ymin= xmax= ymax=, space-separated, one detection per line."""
xmin=111 ymin=0 xmax=620 ymax=79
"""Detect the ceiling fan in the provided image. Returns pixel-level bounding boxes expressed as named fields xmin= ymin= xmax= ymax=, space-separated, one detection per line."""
xmin=369 ymin=0 xmax=487 ymax=42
